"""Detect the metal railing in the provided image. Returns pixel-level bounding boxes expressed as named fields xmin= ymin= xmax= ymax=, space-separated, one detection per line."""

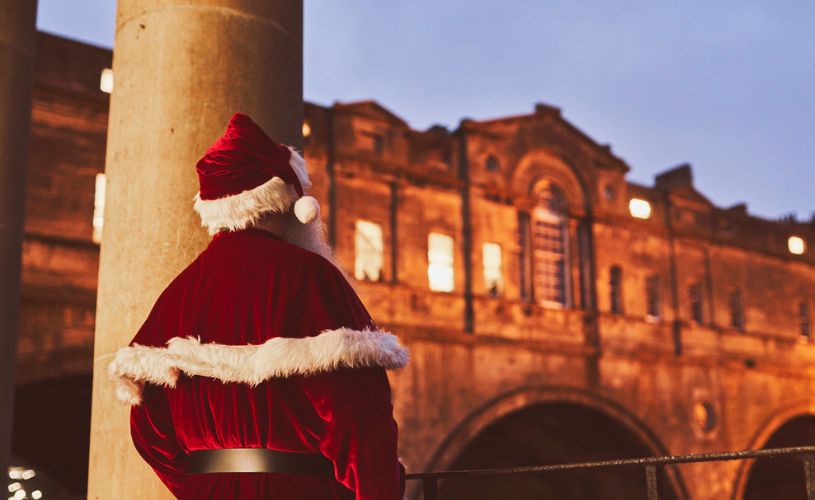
xmin=406 ymin=445 xmax=815 ymax=500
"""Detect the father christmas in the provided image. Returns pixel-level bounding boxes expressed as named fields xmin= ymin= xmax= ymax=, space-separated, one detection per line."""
xmin=107 ymin=113 xmax=409 ymax=500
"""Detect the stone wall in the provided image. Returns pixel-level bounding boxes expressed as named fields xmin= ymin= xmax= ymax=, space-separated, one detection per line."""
xmin=15 ymin=32 xmax=815 ymax=499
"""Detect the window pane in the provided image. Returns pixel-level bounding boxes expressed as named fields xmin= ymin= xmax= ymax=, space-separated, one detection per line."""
xmin=518 ymin=212 xmax=531 ymax=301
xmin=428 ymin=233 xmax=454 ymax=292
xmin=646 ymin=275 xmax=661 ymax=318
xmin=729 ymin=291 xmax=744 ymax=331
xmin=690 ymin=283 xmax=703 ymax=324
xmin=483 ymin=242 xmax=502 ymax=295
xmin=354 ymin=220 xmax=383 ymax=281
xmin=532 ymin=207 xmax=568 ymax=305
xmin=610 ymin=266 xmax=623 ymax=314
xmin=800 ymin=301 xmax=811 ymax=339
xmin=92 ymin=173 xmax=106 ymax=243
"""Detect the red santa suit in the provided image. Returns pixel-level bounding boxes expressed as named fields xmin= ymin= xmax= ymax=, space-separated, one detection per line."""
xmin=108 ymin=113 xmax=409 ymax=500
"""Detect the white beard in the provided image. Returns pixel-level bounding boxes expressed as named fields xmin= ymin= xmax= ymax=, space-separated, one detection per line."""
xmin=280 ymin=214 xmax=337 ymax=266
xmin=252 ymin=211 xmax=340 ymax=269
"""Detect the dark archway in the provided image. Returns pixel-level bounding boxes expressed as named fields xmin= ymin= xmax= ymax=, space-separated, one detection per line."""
xmin=12 ymin=374 xmax=93 ymax=496
xmin=438 ymin=402 xmax=680 ymax=500
xmin=743 ymin=415 xmax=815 ymax=500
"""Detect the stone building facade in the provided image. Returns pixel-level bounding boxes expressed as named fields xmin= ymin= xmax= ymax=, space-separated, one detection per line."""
xmin=13 ymin=33 xmax=815 ymax=499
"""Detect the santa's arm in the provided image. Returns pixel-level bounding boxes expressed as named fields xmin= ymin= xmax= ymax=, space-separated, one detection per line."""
xmin=298 ymin=367 xmax=405 ymax=500
xmin=130 ymin=383 xmax=187 ymax=497
xmin=291 ymin=257 xmax=407 ymax=499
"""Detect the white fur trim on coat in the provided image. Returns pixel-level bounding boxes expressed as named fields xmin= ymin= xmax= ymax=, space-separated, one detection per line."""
xmin=108 ymin=328 xmax=409 ymax=405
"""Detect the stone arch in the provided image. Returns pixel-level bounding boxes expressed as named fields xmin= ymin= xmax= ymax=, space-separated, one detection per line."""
xmin=732 ymin=400 xmax=815 ymax=500
xmin=422 ymin=385 xmax=689 ymax=500
xmin=511 ymin=149 xmax=590 ymax=216
xmin=13 ymin=374 xmax=93 ymax=496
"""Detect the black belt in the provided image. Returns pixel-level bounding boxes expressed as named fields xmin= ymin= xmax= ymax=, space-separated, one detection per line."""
xmin=188 ymin=448 xmax=335 ymax=476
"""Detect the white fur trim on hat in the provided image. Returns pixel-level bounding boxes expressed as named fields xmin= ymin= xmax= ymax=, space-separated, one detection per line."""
xmin=193 ymin=177 xmax=298 ymax=235
xmin=193 ymin=146 xmax=314 ymax=235
xmin=108 ymin=328 xmax=410 ymax=405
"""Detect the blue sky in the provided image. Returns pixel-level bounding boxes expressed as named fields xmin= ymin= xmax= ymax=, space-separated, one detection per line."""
xmin=37 ymin=0 xmax=814 ymax=220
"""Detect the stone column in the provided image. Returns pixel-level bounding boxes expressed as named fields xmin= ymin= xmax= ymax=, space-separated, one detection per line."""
xmin=87 ymin=1 xmax=302 ymax=498
xmin=0 ymin=0 xmax=38 ymax=477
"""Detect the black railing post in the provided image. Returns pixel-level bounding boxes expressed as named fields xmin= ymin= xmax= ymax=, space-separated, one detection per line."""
xmin=803 ymin=455 xmax=815 ymax=500
xmin=645 ymin=465 xmax=661 ymax=500
xmin=423 ymin=477 xmax=439 ymax=500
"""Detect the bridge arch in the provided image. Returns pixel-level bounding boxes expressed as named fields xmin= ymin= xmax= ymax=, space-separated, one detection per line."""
xmin=733 ymin=400 xmax=815 ymax=500
xmin=12 ymin=374 xmax=93 ymax=496
xmin=421 ymin=385 xmax=688 ymax=500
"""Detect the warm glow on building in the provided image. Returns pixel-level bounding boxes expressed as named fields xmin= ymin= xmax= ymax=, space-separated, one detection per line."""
xmin=99 ymin=68 xmax=113 ymax=93
xmin=93 ymin=173 xmax=106 ymax=243
xmin=788 ymin=236 xmax=806 ymax=255
xmin=354 ymin=219 xmax=383 ymax=281
xmin=302 ymin=121 xmax=311 ymax=138
xmin=629 ymin=198 xmax=652 ymax=220
xmin=482 ymin=242 xmax=503 ymax=294
xmin=428 ymin=232 xmax=454 ymax=292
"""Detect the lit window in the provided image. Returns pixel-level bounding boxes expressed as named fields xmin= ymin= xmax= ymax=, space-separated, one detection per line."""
xmin=800 ymin=301 xmax=811 ymax=340
xmin=354 ymin=220 xmax=383 ymax=281
xmin=629 ymin=198 xmax=652 ymax=220
xmin=428 ymin=232 xmax=454 ymax=292
xmin=729 ymin=290 xmax=744 ymax=331
xmin=482 ymin=242 xmax=502 ymax=295
xmin=788 ymin=236 xmax=806 ymax=255
xmin=302 ymin=121 xmax=312 ymax=138
xmin=609 ymin=266 xmax=623 ymax=314
xmin=646 ymin=275 xmax=661 ymax=319
xmin=93 ymin=173 xmax=106 ymax=243
xmin=100 ymin=68 xmax=114 ymax=93
xmin=690 ymin=282 xmax=704 ymax=324
xmin=532 ymin=185 xmax=569 ymax=306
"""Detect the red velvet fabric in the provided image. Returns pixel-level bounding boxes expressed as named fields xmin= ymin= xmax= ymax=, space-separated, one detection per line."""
xmin=196 ymin=113 xmax=304 ymax=200
xmin=128 ymin=229 xmax=404 ymax=499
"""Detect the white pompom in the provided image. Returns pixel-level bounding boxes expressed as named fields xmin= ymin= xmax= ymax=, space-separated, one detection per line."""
xmin=294 ymin=195 xmax=320 ymax=224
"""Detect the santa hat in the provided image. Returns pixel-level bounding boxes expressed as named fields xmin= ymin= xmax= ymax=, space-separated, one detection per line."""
xmin=193 ymin=113 xmax=320 ymax=234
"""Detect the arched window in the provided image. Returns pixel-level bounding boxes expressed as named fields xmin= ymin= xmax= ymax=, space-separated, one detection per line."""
xmin=531 ymin=184 xmax=570 ymax=306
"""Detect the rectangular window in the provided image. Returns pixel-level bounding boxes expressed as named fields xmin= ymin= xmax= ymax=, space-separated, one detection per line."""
xmin=532 ymin=213 xmax=567 ymax=306
xmin=92 ymin=173 xmax=106 ymax=244
xmin=800 ymin=301 xmax=811 ymax=340
xmin=361 ymin=131 xmax=384 ymax=156
xmin=689 ymin=282 xmax=704 ymax=324
xmin=610 ymin=266 xmax=623 ymax=314
xmin=646 ymin=275 xmax=661 ymax=319
xmin=729 ymin=290 xmax=744 ymax=331
xmin=354 ymin=220 xmax=384 ymax=281
xmin=428 ymin=232 xmax=454 ymax=292
xmin=482 ymin=242 xmax=503 ymax=296
xmin=518 ymin=212 xmax=531 ymax=301
xmin=99 ymin=68 xmax=114 ymax=93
